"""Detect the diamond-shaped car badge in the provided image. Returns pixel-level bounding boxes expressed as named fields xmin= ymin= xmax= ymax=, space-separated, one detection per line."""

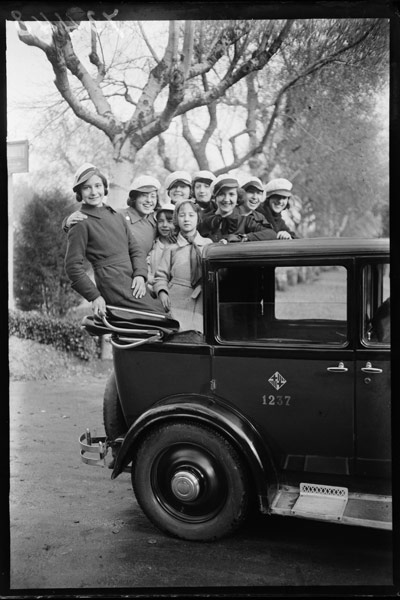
xmin=268 ymin=371 xmax=287 ymax=390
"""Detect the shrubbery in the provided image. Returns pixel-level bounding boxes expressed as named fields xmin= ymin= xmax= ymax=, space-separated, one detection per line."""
xmin=9 ymin=309 xmax=101 ymax=361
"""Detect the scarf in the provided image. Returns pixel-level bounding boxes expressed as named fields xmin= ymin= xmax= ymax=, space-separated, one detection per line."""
xmin=182 ymin=233 xmax=203 ymax=288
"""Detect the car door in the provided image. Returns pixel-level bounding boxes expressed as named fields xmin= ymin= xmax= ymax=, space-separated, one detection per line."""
xmin=212 ymin=259 xmax=356 ymax=477
xmin=354 ymin=259 xmax=391 ymax=479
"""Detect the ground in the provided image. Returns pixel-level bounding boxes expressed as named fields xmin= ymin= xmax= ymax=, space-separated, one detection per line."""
xmin=6 ymin=336 xmax=394 ymax=591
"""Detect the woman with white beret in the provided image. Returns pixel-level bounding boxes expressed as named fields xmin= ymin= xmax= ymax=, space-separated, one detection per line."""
xmin=198 ymin=174 xmax=276 ymax=243
xmin=164 ymin=171 xmax=192 ymax=205
xmin=64 ymin=163 xmax=165 ymax=318
xmin=258 ymin=178 xmax=299 ymax=239
xmin=192 ymin=170 xmax=216 ymax=213
xmin=121 ymin=175 xmax=161 ymax=255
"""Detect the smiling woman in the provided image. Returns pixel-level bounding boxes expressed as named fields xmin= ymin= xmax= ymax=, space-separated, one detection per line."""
xmin=120 ymin=175 xmax=161 ymax=255
xmin=198 ymin=174 xmax=277 ymax=243
xmin=64 ymin=163 xmax=165 ymax=319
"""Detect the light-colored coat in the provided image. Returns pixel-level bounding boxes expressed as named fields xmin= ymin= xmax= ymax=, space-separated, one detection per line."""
xmin=153 ymin=232 xmax=213 ymax=332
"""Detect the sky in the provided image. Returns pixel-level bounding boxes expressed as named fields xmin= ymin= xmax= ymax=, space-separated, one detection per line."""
xmin=7 ymin=20 xmax=56 ymax=140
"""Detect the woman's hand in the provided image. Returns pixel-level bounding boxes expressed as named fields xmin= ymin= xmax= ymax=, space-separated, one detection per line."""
xmin=92 ymin=296 xmax=107 ymax=318
xmin=67 ymin=211 xmax=87 ymax=228
xmin=277 ymin=230 xmax=292 ymax=240
xmin=166 ymin=229 xmax=178 ymax=244
xmin=158 ymin=291 xmax=171 ymax=312
xmin=131 ymin=276 xmax=146 ymax=298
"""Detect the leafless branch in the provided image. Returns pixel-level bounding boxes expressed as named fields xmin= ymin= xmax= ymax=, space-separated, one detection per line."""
xmin=138 ymin=21 xmax=160 ymax=63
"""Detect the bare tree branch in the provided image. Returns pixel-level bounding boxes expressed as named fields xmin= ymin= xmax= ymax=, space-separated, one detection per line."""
xmin=89 ymin=23 xmax=106 ymax=83
xmin=138 ymin=21 xmax=160 ymax=63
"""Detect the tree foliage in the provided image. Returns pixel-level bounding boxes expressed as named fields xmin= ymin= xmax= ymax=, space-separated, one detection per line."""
xmin=14 ymin=191 xmax=82 ymax=316
xmin=14 ymin=16 xmax=389 ymax=235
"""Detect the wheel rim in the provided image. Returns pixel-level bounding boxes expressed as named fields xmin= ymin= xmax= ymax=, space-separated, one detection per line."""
xmin=150 ymin=443 xmax=228 ymax=523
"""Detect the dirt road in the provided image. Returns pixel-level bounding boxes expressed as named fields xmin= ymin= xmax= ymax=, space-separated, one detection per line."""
xmin=7 ymin=375 xmax=394 ymax=595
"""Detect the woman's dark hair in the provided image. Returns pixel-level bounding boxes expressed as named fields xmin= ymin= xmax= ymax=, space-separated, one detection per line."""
xmin=237 ymin=187 xmax=247 ymax=206
xmin=268 ymin=194 xmax=291 ymax=209
xmin=75 ymin=171 xmax=108 ymax=202
xmin=127 ymin=189 xmax=159 ymax=208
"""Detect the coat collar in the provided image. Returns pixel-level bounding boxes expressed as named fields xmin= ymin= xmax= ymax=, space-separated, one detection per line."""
xmin=176 ymin=231 xmax=206 ymax=247
xmin=123 ymin=206 xmax=156 ymax=226
xmin=80 ymin=203 xmax=116 ymax=218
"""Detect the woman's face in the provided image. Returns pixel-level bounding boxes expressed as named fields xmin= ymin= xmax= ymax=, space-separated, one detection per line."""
xmin=269 ymin=194 xmax=289 ymax=214
xmin=215 ymin=187 xmax=238 ymax=216
xmin=194 ymin=181 xmax=212 ymax=205
xmin=80 ymin=175 xmax=105 ymax=206
xmin=177 ymin=202 xmax=198 ymax=235
xmin=243 ymin=186 xmax=263 ymax=212
xmin=134 ymin=190 xmax=158 ymax=216
xmin=169 ymin=183 xmax=191 ymax=204
xmin=156 ymin=211 xmax=175 ymax=239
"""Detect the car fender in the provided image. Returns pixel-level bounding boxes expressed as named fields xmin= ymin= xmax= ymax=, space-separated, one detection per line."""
xmin=111 ymin=394 xmax=278 ymax=511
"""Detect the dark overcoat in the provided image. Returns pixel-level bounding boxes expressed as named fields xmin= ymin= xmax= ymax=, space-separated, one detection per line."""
xmin=64 ymin=203 xmax=163 ymax=313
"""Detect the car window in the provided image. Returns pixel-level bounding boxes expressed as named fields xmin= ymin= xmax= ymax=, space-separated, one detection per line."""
xmin=216 ymin=264 xmax=348 ymax=346
xmin=362 ymin=262 xmax=390 ymax=345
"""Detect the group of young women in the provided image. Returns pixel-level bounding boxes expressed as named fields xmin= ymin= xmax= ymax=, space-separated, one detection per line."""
xmin=64 ymin=164 xmax=298 ymax=333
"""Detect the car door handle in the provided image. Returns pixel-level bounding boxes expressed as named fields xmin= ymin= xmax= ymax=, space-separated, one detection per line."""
xmin=361 ymin=361 xmax=383 ymax=374
xmin=327 ymin=362 xmax=348 ymax=372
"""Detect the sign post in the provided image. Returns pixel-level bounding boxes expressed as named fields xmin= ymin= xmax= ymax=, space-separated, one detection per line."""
xmin=8 ymin=140 xmax=29 ymax=310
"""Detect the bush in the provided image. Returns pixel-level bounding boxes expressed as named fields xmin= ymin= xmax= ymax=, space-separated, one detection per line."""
xmin=9 ymin=310 xmax=101 ymax=361
xmin=13 ymin=190 xmax=82 ymax=316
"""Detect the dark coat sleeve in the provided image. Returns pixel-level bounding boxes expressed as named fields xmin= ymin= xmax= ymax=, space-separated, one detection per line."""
xmin=245 ymin=213 xmax=277 ymax=241
xmin=64 ymin=223 xmax=101 ymax=302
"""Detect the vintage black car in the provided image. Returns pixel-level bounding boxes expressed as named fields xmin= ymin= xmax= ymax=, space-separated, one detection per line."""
xmin=79 ymin=237 xmax=391 ymax=541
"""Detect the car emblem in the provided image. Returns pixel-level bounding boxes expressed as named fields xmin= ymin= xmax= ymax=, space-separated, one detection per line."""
xmin=268 ymin=371 xmax=287 ymax=390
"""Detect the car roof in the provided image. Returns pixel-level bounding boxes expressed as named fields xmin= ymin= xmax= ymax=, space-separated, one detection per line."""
xmin=202 ymin=237 xmax=390 ymax=262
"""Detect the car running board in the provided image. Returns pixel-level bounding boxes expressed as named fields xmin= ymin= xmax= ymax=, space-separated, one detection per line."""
xmin=270 ymin=483 xmax=392 ymax=530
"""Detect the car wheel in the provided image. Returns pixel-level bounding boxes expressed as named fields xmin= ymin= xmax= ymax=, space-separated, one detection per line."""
xmin=103 ymin=370 xmax=127 ymax=441
xmin=132 ymin=421 xmax=249 ymax=541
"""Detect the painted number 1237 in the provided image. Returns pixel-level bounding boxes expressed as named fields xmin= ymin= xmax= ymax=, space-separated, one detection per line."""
xmin=262 ymin=394 xmax=291 ymax=406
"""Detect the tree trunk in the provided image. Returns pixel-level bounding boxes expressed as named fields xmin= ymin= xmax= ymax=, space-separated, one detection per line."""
xmin=107 ymin=148 xmax=138 ymax=210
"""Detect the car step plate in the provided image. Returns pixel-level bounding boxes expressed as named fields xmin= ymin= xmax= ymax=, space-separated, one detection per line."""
xmin=291 ymin=483 xmax=348 ymax=520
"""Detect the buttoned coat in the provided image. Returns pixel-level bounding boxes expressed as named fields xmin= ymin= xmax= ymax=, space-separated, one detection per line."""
xmin=120 ymin=206 xmax=158 ymax=255
xmin=153 ymin=232 xmax=213 ymax=332
xmin=257 ymin=203 xmax=299 ymax=238
xmin=64 ymin=203 xmax=163 ymax=313
xmin=198 ymin=206 xmax=276 ymax=242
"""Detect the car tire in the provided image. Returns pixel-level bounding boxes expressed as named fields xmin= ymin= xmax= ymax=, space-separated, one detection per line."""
xmin=103 ymin=370 xmax=127 ymax=441
xmin=132 ymin=421 xmax=249 ymax=541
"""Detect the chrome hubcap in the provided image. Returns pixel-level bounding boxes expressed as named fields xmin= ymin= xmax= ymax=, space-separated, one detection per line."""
xmin=171 ymin=470 xmax=201 ymax=501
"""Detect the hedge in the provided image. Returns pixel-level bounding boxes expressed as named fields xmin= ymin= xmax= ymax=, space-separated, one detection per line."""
xmin=9 ymin=309 xmax=101 ymax=361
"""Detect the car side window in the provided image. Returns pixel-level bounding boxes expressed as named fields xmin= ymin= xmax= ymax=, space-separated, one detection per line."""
xmin=363 ymin=262 xmax=390 ymax=345
xmin=217 ymin=263 xmax=348 ymax=346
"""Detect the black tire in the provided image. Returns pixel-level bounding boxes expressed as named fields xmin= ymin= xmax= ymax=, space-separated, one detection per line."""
xmin=132 ymin=421 xmax=249 ymax=541
xmin=103 ymin=370 xmax=127 ymax=441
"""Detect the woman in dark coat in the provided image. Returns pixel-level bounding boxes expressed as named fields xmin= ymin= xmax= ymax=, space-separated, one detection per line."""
xmin=257 ymin=178 xmax=299 ymax=239
xmin=64 ymin=163 xmax=164 ymax=318
xmin=198 ymin=174 xmax=276 ymax=243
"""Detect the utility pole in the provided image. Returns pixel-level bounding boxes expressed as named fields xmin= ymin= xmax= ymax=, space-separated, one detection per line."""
xmin=7 ymin=140 xmax=29 ymax=310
